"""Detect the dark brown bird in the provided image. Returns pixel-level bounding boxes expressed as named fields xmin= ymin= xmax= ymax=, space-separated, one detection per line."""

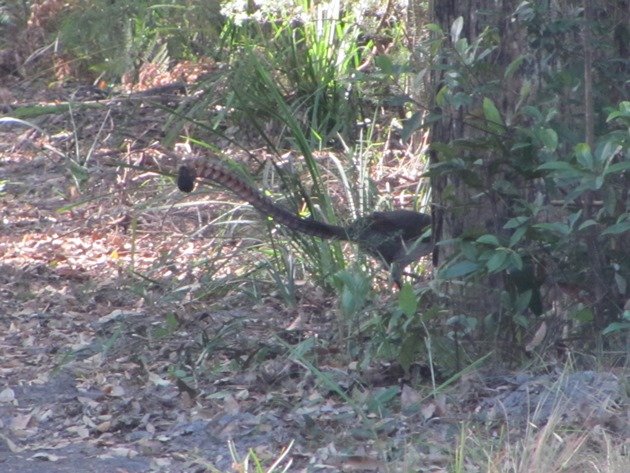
xmin=177 ymin=158 xmax=432 ymax=284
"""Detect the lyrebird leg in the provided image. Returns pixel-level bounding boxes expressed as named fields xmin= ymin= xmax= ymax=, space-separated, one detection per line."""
xmin=389 ymin=237 xmax=433 ymax=287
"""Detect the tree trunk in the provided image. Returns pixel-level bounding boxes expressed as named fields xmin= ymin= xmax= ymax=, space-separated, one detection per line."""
xmin=428 ymin=0 xmax=527 ymax=309
xmin=426 ymin=0 xmax=629 ymax=347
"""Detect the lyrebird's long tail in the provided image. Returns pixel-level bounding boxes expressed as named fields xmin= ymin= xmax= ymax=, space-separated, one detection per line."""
xmin=177 ymin=158 xmax=348 ymax=240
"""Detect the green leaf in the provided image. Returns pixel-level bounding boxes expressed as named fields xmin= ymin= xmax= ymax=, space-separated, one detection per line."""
xmin=606 ymin=101 xmax=630 ymax=121
xmin=504 ymin=216 xmax=529 ymax=229
xmin=374 ymin=55 xmax=394 ymax=75
xmin=537 ymin=161 xmax=572 ymax=171
xmin=604 ymin=161 xmax=630 ymax=175
xmin=435 ymin=85 xmax=448 ymax=108
xmin=476 ymin=234 xmax=501 ymax=246
xmin=333 ymin=270 xmax=370 ymax=317
xmin=521 ymin=105 xmax=542 ymax=121
xmin=603 ymin=322 xmax=630 ymax=335
xmin=401 ymin=111 xmax=424 ymax=142
xmin=451 ymin=16 xmax=464 ymax=42
xmin=567 ymin=210 xmax=583 ymax=229
xmin=514 ymin=290 xmax=532 ymax=314
xmin=533 ymin=222 xmax=571 ymax=235
xmin=571 ymin=307 xmax=594 ymax=323
xmin=486 ymin=250 xmax=508 ymax=273
xmin=398 ymin=284 xmax=418 ymax=318
xmin=516 ymin=80 xmax=532 ymax=108
xmin=614 ymin=272 xmax=627 ymax=295
xmin=426 ymin=23 xmax=443 ymax=34
xmin=460 ymin=241 xmax=479 ymax=261
xmin=601 ymin=221 xmax=630 ymax=236
xmin=452 ymin=92 xmax=473 ymax=109
xmin=482 ymin=97 xmax=504 ymax=128
xmin=439 ymin=260 xmax=479 ymax=279
xmin=513 ymin=313 xmax=529 ymax=328
xmin=537 ymin=161 xmax=579 ymax=173
xmin=454 ymin=38 xmax=469 ymax=56
xmin=507 ymin=252 xmax=523 ymax=271
xmin=594 ymin=140 xmax=619 ymax=167
xmin=509 ymin=226 xmax=527 ymax=247
xmin=399 ymin=334 xmax=421 ymax=374
xmin=574 ymin=143 xmax=593 ymax=170
xmin=604 ymin=186 xmax=617 ymax=215
xmin=578 ymin=219 xmax=598 ymax=231
xmin=367 ymin=386 xmax=400 ymax=413
xmin=505 ymin=55 xmax=525 ymax=78
xmin=538 ymin=128 xmax=558 ymax=151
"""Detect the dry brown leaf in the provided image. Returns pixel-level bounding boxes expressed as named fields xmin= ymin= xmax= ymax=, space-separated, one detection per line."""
xmin=525 ymin=321 xmax=547 ymax=352
xmin=401 ymin=384 xmax=422 ymax=412
xmin=223 ymin=394 xmax=240 ymax=415
xmin=332 ymin=455 xmax=384 ymax=471
xmin=0 ymin=433 xmax=22 ymax=453
xmin=31 ymin=452 xmax=63 ymax=461
xmin=10 ymin=412 xmax=33 ymax=431
xmin=0 ymin=387 xmax=16 ymax=403
xmin=434 ymin=393 xmax=448 ymax=417
xmin=421 ymin=401 xmax=437 ymax=420
xmin=96 ymin=420 xmax=112 ymax=432
xmin=100 ymin=447 xmax=138 ymax=458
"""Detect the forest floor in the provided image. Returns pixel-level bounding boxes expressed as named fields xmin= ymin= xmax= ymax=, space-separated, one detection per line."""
xmin=1 ymin=77 xmax=627 ymax=472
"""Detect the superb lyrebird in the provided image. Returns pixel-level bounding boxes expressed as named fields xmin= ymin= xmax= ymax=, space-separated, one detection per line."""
xmin=177 ymin=157 xmax=432 ymax=285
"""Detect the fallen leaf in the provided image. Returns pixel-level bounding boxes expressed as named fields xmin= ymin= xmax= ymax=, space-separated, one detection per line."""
xmin=0 ymin=387 xmax=16 ymax=403
xmin=401 ymin=384 xmax=422 ymax=412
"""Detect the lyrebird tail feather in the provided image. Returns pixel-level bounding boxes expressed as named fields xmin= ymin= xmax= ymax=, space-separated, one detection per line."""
xmin=178 ymin=159 xmax=347 ymax=239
